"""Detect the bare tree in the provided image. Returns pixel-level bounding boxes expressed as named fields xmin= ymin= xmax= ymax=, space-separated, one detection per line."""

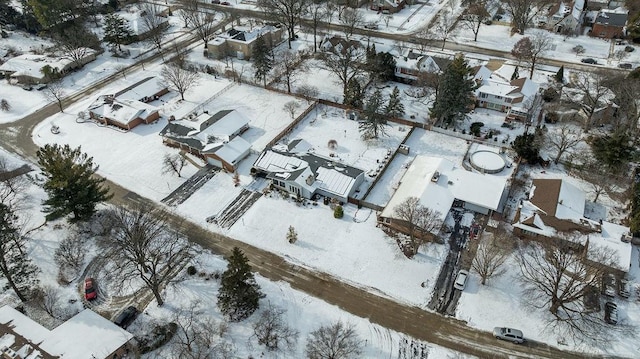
xmin=503 ymin=0 xmax=554 ymax=34
xmin=472 ymin=229 xmax=511 ymax=285
xmin=320 ymin=45 xmax=366 ymax=102
xmin=53 ymin=25 xmax=100 ymax=68
xmin=162 ymin=153 xmax=187 ymax=177
xmin=100 ymin=204 xmax=194 ymax=306
xmin=567 ymin=71 xmax=613 ymax=131
xmin=510 ymin=34 xmax=552 ymax=78
xmin=276 ymin=49 xmax=308 ymax=93
xmin=257 ymin=0 xmax=309 ymax=49
xmin=414 ymin=25 xmax=432 ymax=53
xmin=432 ymin=9 xmax=456 ymax=51
xmin=461 ymin=1 xmax=490 ymax=41
xmin=572 ymin=159 xmax=616 ymax=203
xmin=0 ymin=99 xmax=10 ymax=112
xmin=140 ymin=3 xmax=168 ymax=53
xmin=393 ymin=197 xmax=443 ymax=257
xmin=54 ymin=229 xmax=87 ymax=280
xmin=45 ymin=81 xmax=65 ymax=112
xmin=306 ymin=321 xmax=364 ymax=359
xmin=253 ymin=304 xmax=299 ymax=351
xmin=571 ymin=45 xmax=585 ymax=57
xmin=0 ymin=156 xmax=29 ymax=208
xmin=546 ymin=124 xmax=583 ymax=164
xmin=297 ymin=84 xmax=319 ymax=103
xmin=608 ymin=77 xmax=640 ymax=135
xmin=340 ymin=8 xmax=363 ymax=40
xmin=161 ymin=63 xmax=200 ymax=101
xmin=306 ymin=2 xmax=328 ymax=52
xmin=183 ymin=5 xmax=217 ymax=49
xmin=517 ymin=234 xmax=620 ymax=342
xmin=177 ymin=0 xmax=199 ymax=27
xmin=172 ymin=301 xmax=235 ymax=359
xmin=283 ymin=101 xmax=300 ymax=120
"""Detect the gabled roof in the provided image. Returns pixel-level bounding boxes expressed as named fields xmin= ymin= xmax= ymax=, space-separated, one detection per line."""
xmin=594 ymin=9 xmax=628 ymax=27
xmin=89 ymin=96 xmax=158 ymax=125
xmin=116 ymin=77 xmax=167 ymax=102
xmin=160 ymin=110 xmax=249 ymax=151
xmin=529 ymin=178 xmax=585 ymax=220
xmin=0 ymin=49 xmax=96 ymax=79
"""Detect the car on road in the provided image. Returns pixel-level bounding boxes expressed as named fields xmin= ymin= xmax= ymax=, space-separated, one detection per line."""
xmin=604 ymin=302 xmax=618 ymax=325
xmin=493 ymin=327 xmax=525 ymax=344
xmin=619 ymin=279 xmax=631 ymax=298
xmin=364 ymin=23 xmax=379 ymax=30
xmin=113 ymin=306 xmax=138 ymax=329
xmin=618 ymin=63 xmax=633 ymax=69
xmin=84 ymin=277 xmax=97 ymax=301
xmin=453 ymin=270 xmax=469 ymax=291
xmin=581 ymin=58 xmax=597 ymax=64
xmin=603 ymin=273 xmax=616 ymax=297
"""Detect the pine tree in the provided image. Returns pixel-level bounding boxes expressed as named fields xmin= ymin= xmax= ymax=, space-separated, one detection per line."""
xmin=286 ymin=226 xmax=297 ymax=244
xmin=252 ymin=35 xmax=273 ymax=87
xmin=555 ymin=66 xmax=564 ymax=83
xmin=511 ymin=66 xmax=520 ymax=80
xmin=36 ymin=144 xmax=112 ymax=222
xmin=103 ymin=13 xmax=133 ymax=51
xmin=0 ymin=204 xmax=40 ymax=302
xmin=343 ymin=78 xmax=363 ymax=108
xmin=359 ymin=89 xmax=388 ymax=139
xmin=385 ymin=86 xmax=405 ymax=118
xmin=217 ymin=247 xmax=265 ymax=321
xmin=429 ymin=55 xmax=476 ymax=127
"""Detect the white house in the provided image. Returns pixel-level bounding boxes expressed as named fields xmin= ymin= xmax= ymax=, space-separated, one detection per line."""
xmin=0 ymin=49 xmax=97 ymax=84
xmin=378 ymin=156 xmax=508 ymax=234
xmin=473 ymin=65 xmax=539 ymax=120
xmin=394 ymin=49 xmax=449 ymax=82
xmin=0 ymin=306 xmax=133 ymax=359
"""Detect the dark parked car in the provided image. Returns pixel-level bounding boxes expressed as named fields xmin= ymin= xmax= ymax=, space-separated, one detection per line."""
xmin=625 ymin=45 xmax=635 ymax=52
xmin=84 ymin=277 xmax=97 ymax=301
xmin=618 ymin=63 xmax=633 ymax=69
xmin=619 ymin=279 xmax=631 ymax=298
xmin=603 ymin=273 xmax=616 ymax=298
xmin=604 ymin=302 xmax=618 ymax=325
xmin=581 ymin=58 xmax=597 ymax=64
xmin=114 ymin=306 xmax=138 ymax=329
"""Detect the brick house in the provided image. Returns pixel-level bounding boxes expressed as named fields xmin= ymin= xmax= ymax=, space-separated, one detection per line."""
xmin=591 ymin=9 xmax=628 ymax=38
xmin=207 ymin=25 xmax=284 ymax=60
xmin=370 ymin=0 xmax=406 ymax=13
xmin=0 ymin=49 xmax=97 ymax=85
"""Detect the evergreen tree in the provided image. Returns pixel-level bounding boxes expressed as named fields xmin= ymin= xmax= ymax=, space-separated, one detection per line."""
xmin=359 ymin=89 xmax=388 ymax=139
xmin=217 ymin=247 xmax=265 ymax=321
xmin=343 ymin=78 xmax=363 ymax=108
xmin=36 ymin=144 xmax=112 ymax=222
xmin=429 ymin=55 xmax=476 ymax=126
xmin=555 ymin=65 xmax=564 ymax=83
xmin=286 ymin=225 xmax=297 ymax=244
xmin=511 ymin=66 xmax=520 ymax=80
xmin=103 ymin=13 xmax=132 ymax=51
xmin=252 ymin=35 xmax=273 ymax=87
xmin=0 ymin=204 xmax=39 ymax=302
xmin=365 ymin=47 xmax=396 ymax=83
xmin=385 ymin=86 xmax=405 ymax=118
xmin=513 ymin=132 xmax=541 ymax=164
xmin=591 ymin=131 xmax=634 ymax=172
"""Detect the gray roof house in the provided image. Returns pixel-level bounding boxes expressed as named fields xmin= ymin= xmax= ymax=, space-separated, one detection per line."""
xmin=252 ymin=140 xmax=365 ymax=202
xmin=160 ymin=110 xmax=252 ymax=172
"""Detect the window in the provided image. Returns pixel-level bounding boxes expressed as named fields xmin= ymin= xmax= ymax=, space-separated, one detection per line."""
xmin=480 ymin=93 xmax=488 ymax=98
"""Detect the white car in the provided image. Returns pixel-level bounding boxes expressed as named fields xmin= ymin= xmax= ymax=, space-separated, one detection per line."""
xmin=493 ymin=327 xmax=525 ymax=344
xmin=453 ymin=270 xmax=469 ymax=291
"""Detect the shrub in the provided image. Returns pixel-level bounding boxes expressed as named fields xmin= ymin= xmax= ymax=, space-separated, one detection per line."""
xmin=542 ymin=88 xmax=559 ymax=102
xmin=0 ymin=99 xmax=10 ymax=112
xmin=334 ymin=205 xmax=344 ymax=219
xmin=470 ymin=122 xmax=484 ymax=137
xmin=187 ymin=266 xmax=197 ymax=275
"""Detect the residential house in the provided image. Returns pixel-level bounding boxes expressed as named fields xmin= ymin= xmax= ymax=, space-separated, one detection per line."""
xmin=394 ymin=49 xmax=450 ymax=82
xmin=590 ymin=8 xmax=628 ymax=38
xmin=331 ymin=0 xmax=369 ymax=7
xmin=160 ymin=109 xmax=252 ymax=172
xmin=207 ymin=25 xmax=284 ymax=60
xmin=550 ymin=0 xmax=586 ymax=34
xmin=121 ymin=9 xmax=170 ymax=42
xmin=378 ymin=156 xmax=507 ymax=238
xmin=473 ymin=65 xmax=539 ymax=121
xmin=87 ymin=77 xmax=167 ymax=131
xmin=0 ymin=306 xmax=133 ymax=359
xmin=252 ymin=140 xmax=365 ymax=203
xmin=370 ymin=0 xmax=406 ymax=13
xmin=320 ymin=35 xmax=363 ymax=54
xmin=0 ymin=49 xmax=97 ymax=84
xmin=513 ymin=178 xmax=632 ymax=275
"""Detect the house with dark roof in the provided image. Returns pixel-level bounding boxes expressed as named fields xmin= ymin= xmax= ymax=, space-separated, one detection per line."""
xmin=394 ymin=49 xmax=451 ymax=82
xmin=473 ymin=65 xmax=539 ymax=121
xmin=252 ymin=140 xmax=365 ymax=202
xmin=160 ymin=110 xmax=251 ymax=172
xmin=206 ymin=25 xmax=284 ymax=60
xmin=513 ymin=178 xmax=632 ymax=274
xmin=320 ymin=35 xmax=363 ymax=54
xmin=591 ymin=8 xmax=628 ymax=38
xmin=370 ymin=0 xmax=406 ymax=13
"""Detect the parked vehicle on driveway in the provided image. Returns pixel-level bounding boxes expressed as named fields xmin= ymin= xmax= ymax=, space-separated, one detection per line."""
xmin=114 ymin=306 xmax=138 ymax=329
xmin=619 ymin=279 xmax=631 ymax=298
xmin=493 ymin=327 xmax=525 ymax=344
xmin=603 ymin=273 xmax=616 ymax=297
xmin=453 ymin=270 xmax=469 ymax=291
xmin=84 ymin=277 xmax=97 ymax=301
xmin=604 ymin=302 xmax=618 ymax=325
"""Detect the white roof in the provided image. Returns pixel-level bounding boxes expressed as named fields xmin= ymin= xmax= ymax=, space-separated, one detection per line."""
xmin=314 ymin=166 xmax=357 ymax=197
xmin=90 ymin=97 xmax=158 ymax=125
xmin=555 ymin=180 xmax=586 ymax=220
xmin=117 ymin=77 xmax=166 ymax=101
xmin=40 ymin=309 xmax=133 ymax=359
xmin=474 ymin=65 xmax=493 ymax=81
xmin=254 ymin=150 xmax=306 ymax=173
xmin=212 ymin=136 xmax=251 ymax=164
xmin=125 ymin=13 xmax=168 ymax=35
xmin=586 ymin=222 xmax=632 ymax=271
xmin=477 ymin=80 xmax=520 ymax=98
xmin=0 ymin=307 xmax=132 ymax=359
xmin=0 ymin=50 xmax=95 ymax=80
xmin=381 ymin=156 xmax=507 ymax=226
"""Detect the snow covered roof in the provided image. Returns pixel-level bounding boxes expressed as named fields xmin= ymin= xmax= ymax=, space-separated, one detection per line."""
xmin=473 ymin=65 xmax=493 ymax=82
xmin=206 ymin=135 xmax=252 ymax=165
xmin=594 ymin=9 xmax=628 ymax=26
xmin=477 ymin=80 xmax=520 ymax=97
xmin=161 ymin=109 xmax=250 ymax=151
xmin=253 ymin=149 xmax=364 ymax=199
xmin=217 ymin=25 xmax=280 ymax=44
xmin=124 ymin=12 xmax=169 ymax=35
xmin=89 ymin=96 xmax=159 ymax=125
xmin=0 ymin=49 xmax=96 ymax=80
xmin=0 ymin=306 xmax=133 ymax=359
xmin=116 ymin=77 xmax=167 ymax=102
xmin=381 ymin=156 xmax=507 ymax=226
xmin=529 ymin=179 xmax=585 ymax=220
xmin=586 ymin=221 xmax=632 ymax=271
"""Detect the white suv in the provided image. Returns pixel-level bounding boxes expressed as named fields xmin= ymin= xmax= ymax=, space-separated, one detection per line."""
xmin=453 ymin=270 xmax=469 ymax=291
